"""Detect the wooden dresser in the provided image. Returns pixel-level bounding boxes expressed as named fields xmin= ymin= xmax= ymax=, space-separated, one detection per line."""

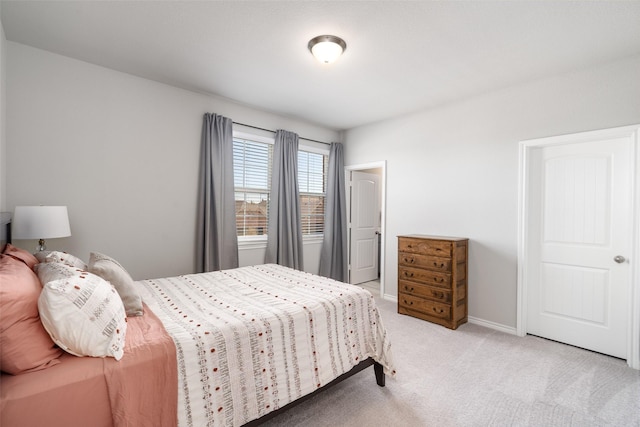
xmin=397 ymin=235 xmax=468 ymax=329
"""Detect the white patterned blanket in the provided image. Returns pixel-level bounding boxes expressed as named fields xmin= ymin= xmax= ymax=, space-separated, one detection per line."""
xmin=137 ymin=264 xmax=395 ymax=427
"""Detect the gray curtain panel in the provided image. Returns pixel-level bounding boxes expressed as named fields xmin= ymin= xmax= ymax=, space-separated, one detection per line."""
xmin=265 ymin=130 xmax=304 ymax=270
xmin=196 ymin=113 xmax=239 ymax=272
xmin=319 ymin=143 xmax=348 ymax=282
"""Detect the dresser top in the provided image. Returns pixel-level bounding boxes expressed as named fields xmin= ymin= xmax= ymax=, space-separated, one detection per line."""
xmin=398 ymin=234 xmax=468 ymax=242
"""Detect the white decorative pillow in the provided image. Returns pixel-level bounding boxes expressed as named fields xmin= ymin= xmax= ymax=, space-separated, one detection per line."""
xmin=45 ymin=251 xmax=87 ymax=270
xmin=34 ymin=251 xmax=52 ymax=264
xmin=35 ymin=261 xmax=85 ymax=286
xmin=88 ymin=252 xmax=143 ymax=317
xmin=38 ymin=272 xmax=127 ymax=360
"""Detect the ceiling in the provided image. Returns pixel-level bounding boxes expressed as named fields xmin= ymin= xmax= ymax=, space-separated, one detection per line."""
xmin=2 ymin=1 xmax=640 ymax=131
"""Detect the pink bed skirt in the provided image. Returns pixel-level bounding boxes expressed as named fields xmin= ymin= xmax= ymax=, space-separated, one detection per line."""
xmin=1 ymin=303 xmax=178 ymax=427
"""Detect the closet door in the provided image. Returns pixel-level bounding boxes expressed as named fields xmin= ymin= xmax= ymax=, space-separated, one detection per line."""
xmin=349 ymin=171 xmax=380 ymax=284
xmin=525 ymin=133 xmax=633 ymax=359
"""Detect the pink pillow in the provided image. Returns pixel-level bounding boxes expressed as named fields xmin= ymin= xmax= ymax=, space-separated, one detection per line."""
xmin=0 ymin=254 xmax=63 ymax=375
xmin=2 ymin=243 xmax=39 ymax=270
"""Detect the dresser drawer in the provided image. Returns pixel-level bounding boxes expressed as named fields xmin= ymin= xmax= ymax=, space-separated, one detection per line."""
xmin=398 ymin=253 xmax=451 ymax=273
xmin=398 ymin=266 xmax=450 ymax=287
xmin=399 ymin=238 xmax=452 ymax=257
xmin=398 ymin=293 xmax=451 ymax=320
xmin=399 ymin=280 xmax=451 ymax=303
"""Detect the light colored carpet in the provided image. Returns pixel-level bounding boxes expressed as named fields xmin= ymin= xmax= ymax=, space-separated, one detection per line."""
xmin=261 ymin=295 xmax=640 ymax=426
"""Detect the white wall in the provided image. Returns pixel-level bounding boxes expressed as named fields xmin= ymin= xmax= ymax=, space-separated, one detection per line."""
xmin=6 ymin=42 xmax=339 ymax=279
xmin=344 ymin=54 xmax=640 ymax=329
xmin=0 ymin=9 xmax=6 ymax=211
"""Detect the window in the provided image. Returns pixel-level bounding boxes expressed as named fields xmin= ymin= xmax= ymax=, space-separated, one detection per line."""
xmin=233 ymin=137 xmax=272 ymax=237
xmin=232 ymin=134 xmax=328 ymax=238
xmin=298 ymin=151 xmax=328 ymax=235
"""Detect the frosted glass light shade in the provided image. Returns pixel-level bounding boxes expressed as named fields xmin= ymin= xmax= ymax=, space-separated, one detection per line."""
xmin=308 ymin=35 xmax=346 ymax=64
xmin=13 ymin=206 xmax=71 ymax=249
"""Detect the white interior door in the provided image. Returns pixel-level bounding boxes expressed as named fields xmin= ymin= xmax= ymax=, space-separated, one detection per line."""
xmin=349 ymin=171 xmax=380 ymax=284
xmin=526 ymin=136 xmax=633 ymax=358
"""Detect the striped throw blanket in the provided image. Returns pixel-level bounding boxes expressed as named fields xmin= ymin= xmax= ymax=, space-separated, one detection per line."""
xmin=137 ymin=264 xmax=395 ymax=427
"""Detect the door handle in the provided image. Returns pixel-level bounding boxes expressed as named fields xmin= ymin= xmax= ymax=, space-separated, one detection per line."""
xmin=614 ymin=255 xmax=626 ymax=264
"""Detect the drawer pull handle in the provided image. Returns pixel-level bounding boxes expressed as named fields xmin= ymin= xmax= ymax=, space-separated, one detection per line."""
xmin=434 ymin=277 xmax=443 ymax=283
xmin=404 ymin=286 xmax=414 ymax=292
xmin=433 ymin=262 xmax=445 ymax=268
xmin=403 ymin=300 xmax=413 ymax=306
xmin=432 ymin=307 xmax=443 ymax=314
xmin=404 ymin=257 xmax=414 ymax=264
xmin=433 ymin=292 xmax=444 ymax=299
xmin=404 ymin=271 xmax=414 ymax=277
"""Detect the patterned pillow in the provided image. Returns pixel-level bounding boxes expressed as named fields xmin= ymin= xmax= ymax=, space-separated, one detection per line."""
xmin=38 ymin=272 xmax=127 ymax=360
xmin=34 ymin=250 xmax=52 ymax=264
xmin=45 ymin=251 xmax=87 ymax=270
xmin=0 ymin=255 xmax=62 ymax=374
xmin=35 ymin=261 xmax=85 ymax=286
xmin=89 ymin=252 xmax=143 ymax=317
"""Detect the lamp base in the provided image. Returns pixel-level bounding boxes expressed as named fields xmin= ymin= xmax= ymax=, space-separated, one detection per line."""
xmin=37 ymin=239 xmax=47 ymax=252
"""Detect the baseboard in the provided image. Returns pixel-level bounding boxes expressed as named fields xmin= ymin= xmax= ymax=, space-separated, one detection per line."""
xmin=468 ymin=316 xmax=517 ymax=335
xmin=378 ymin=297 xmax=517 ymax=336
xmin=381 ymin=294 xmax=398 ymax=304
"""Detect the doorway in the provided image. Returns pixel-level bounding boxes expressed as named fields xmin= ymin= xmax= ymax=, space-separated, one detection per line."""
xmin=517 ymin=124 xmax=640 ymax=369
xmin=346 ymin=162 xmax=386 ymax=297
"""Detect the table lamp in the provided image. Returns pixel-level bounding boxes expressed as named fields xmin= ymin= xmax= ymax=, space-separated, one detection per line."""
xmin=12 ymin=206 xmax=71 ymax=251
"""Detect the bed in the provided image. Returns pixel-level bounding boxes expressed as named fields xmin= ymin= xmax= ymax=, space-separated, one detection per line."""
xmin=0 ymin=217 xmax=395 ymax=426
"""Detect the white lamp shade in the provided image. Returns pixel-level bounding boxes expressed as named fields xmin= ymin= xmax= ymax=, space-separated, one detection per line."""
xmin=12 ymin=206 xmax=71 ymax=240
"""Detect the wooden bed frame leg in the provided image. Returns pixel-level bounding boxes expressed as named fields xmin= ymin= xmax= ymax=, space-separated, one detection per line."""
xmin=373 ymin=361 xmax=385 ymax=387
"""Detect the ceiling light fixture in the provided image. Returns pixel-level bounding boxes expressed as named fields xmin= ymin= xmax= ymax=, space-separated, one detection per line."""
xmin=308 ymin=35 xmax=347 ymax=64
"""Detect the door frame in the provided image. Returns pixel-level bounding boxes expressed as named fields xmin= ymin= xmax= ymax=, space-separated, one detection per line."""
xmin=346 ymin=161 xmax=387 ymax=298
xmin=517 ymin=124 xmax=640 ymax=369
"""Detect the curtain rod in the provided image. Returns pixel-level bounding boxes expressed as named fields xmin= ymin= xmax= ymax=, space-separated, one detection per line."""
xmin=233 ymin=121 xmax=331 ymax=146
